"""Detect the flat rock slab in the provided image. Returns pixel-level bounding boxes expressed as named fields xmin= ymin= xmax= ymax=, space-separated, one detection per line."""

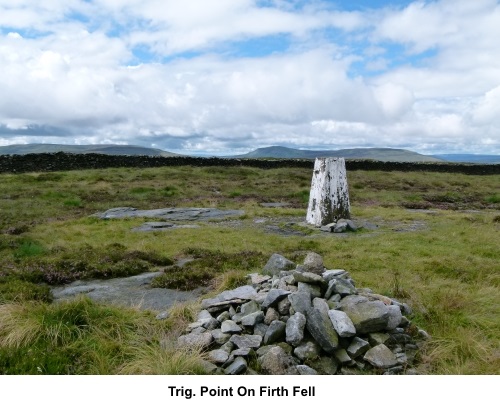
xmin=260 ymin=203 xmax=290 ymax=208
xmin=132 ymin=222 xmax=200 ymax=232
xmin=51 ymin=272 xmax=203 ymax=310
xmin=93 ymin=207 xmax=245 ymax=221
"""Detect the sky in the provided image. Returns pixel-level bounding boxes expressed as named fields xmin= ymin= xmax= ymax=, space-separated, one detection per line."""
xmin=0 ymin=0 xmax=499 ymax=156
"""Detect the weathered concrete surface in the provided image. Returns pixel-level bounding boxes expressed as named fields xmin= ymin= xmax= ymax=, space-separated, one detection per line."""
xmin=93 ymin=207 xmax=245 ymax=221
xmin=51 ymin=272 xmax=203 ymax=310
xmin=306 ymin=158 xmax=350 ymax=226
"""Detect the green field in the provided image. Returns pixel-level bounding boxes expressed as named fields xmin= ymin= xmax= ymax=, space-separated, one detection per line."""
xmin=0 ymin=165 xmax=498 ymax=374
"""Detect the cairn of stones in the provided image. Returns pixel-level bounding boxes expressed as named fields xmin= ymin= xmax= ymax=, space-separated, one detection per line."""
xmin=177 ymin=252 xmax=428 ymax=375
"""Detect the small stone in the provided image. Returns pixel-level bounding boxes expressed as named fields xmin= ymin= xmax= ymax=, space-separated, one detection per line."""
xmin=286 ymin=312 xmax=306 ymax=347
xmin=262 ymin=254 xmax=296 ymax=276
xmin=258 ymin=346 xmax=299 ymax=375
xmin=289 ymin=291 xmax=312 ymax=314
xmin=320 ymin=224 xmax=334 ymax=232
xmin=208 ymin=349 xmax=230 ymax=364
xmin=230 ymin=334 xmax=263 ymax=349
xmin=334 ymin=222 xmax=348 ymax=233
xmin=200 ymin=360 xmax=219 ymax=374
xmin=211 ymin=329 xmax=231 ymax=345
xmin=386 ymin=305 xmax=403 ymax=330
xmin=177 ymin=332 xmax=213 ymax=349
xmin=220 ymin=341 xmax=234 ymax=353
xmin=264 ymin=307 xmax=280 ymax=325
xmin=216 ymin=311 xmax=231 ymax=322
xmin=292 ymin=271 xmax=326 ymax=286
xmin=264 ymin=320 xmax=286 ymax=345
xmin=305 ymin=307 xmax=339 ymax=353
xmin=339 ymin=295 xmax=389 ymax=334
xmin=368 ymin=332 xmax=390 ymax=346
xmin=253 ymin=322 xmax=269 ymax=337
xmin=200 ymin=317 xmax=220 ymax=331
xmin=221 ymin=320 xmax=242 ymax=334
xmin=249 ymin=273 xmax=271 ymax=285
xmin=277 ymin=297 xmax=292 ymax=315
xmin=315 ymin=356 xmax=339 ymax=375
xmin=347 ymin=337 xmax=370 ymax=358
xmin=418 ymin=329 xmax=431 ymax=340
xmin=303 ymin=252 xmax=324 ymax=274
xmin=325 ymin=278 xmax=357 ymax=299
xmin=241 ymin=311 xmax=265 ymax=327
xmin=322 ymin=269 xmax=348 ymax=282
xmin=232 ymin=300 xmax=260 ymax=322
xmin=363 ymin=344 xmax=399 ymax=368
xmin=298 ymin=282 xmax=322 ymax=298
xmin=261 ymin=289 xmax=292 ymax=310
xmin=155 ymin=311 xmax=169 ymax=320
xmin=293 ymin=341 xmax=321 ymax=361
xmin=232 ymin=348 xmax=252 ymax=357
xmin=197 ymin=310 xmax=213 ymax=320
xmin=328 ymin=309 xmax=356 ymax=337
xmin=296 ymin=365 xmax=318 ymax=375
xmin=334 ymin=348 xmax=352 ymax=365
xmin=224 ymin=357 xmax=247 ymax=375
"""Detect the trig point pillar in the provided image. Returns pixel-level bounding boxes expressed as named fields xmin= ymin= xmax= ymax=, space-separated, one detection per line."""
xmin=306 ymin=157 xmax=350 ymax=226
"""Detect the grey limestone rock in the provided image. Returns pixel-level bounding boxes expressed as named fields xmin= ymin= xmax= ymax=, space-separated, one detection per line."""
xmin=328 ymin=309 xmax=356 ymax=337
xmin=339 ymin=295 xmax=389 ymax=333
xmin=305 ymin=307 xmax=339 ymax=353
xmin=368 ymin=332 xmax=390 ymax=346
xmin=277 ymin=296 xmax=291 ymax=315
xmin=262 ymin=254 xmax=296 ymax=276
xmin=292 ymin=271 xmax=326 ymax=286
xmin=325 ymin=278 xmax=357 ymax=298
xmin=296 ymin=365 xmax=318 ymax=375
xmin=286 ymin=312 xmax=306 ymax=347
xmin=363 ymin=344 xmax=399 ymax=368
xmin=294 ymin=340 xmax=321 ymax=361
xmin=224 ymin=357 xmax=248 ymax=375
xmin=312 ymin=297 xmax=330 ymax=314
xmin=232 ymin=300 xmax=260 ymax=322
xmin=347 ymin=337 xmax=370 ymax=358
xmin=221 ymin=320 xmax=242 ymax=334
xmin=303 ymin=252 xmax=324 ymax=274
xmin=288 ymin=291 xmax=312 ymax=314
xmin=253 ymin=322 xmax=269 ymax=337
xmin=258 ymin=346 xmax=299 ymax=375
xmin=322 ymin=269 xmax=348 ymax=282
xmin=229 ymin=334 xmax=263 ymax=349
xmin=95 ymin=207 xmax=245 ymax=221
xmin=298 ymin=282 xmax=322 ymax=298
xmin=334 ymin=348 xmax=352 ymax=365
xmin=264 ymin=307 xmax=280 ymax=325
xmin=177 ymin=332 xmax=213 ymax=349
xmin=208 ymin=349 xmax=230 ymax=364
xmin=211 ymin=329 xmax=231 ymax=345
xmin=264 ymin=320 xmax=286 ymax=345
xmin=241 ymin=311 xmax=265 ymax=327
xmin=386 ymin=304 xmax=403 ymax=330
xmin=261 ymin=289 xmax=291 ymax=310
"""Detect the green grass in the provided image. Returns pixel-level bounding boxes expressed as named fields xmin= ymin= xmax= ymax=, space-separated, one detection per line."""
xmin=0 ymin=165 xmax=499 ymax=374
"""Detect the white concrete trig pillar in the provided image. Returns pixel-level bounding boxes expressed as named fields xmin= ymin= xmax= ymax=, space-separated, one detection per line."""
xmin=306 ymin=157 xmax=350 ymax=226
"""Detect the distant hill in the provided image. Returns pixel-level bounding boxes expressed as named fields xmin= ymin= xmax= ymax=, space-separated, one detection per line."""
xmin=234 ymin=146 xmax=443 ymax=162
xmin=431 ymin=154 xmax=500 ymax=164
xmin=0 ymin=144 xmax=180 ymax=157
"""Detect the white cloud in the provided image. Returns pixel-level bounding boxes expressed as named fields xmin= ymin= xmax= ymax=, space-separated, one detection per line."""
xmin=0 ymin=0 xmax=499 ymax=155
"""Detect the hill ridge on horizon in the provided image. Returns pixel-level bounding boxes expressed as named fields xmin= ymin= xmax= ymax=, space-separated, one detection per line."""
xmin=1 ymin=143 xmax=499 ymax=163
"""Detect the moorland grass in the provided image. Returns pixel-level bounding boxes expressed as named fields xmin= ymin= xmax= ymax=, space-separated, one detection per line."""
xmin=0 ymin=165 xmax=498 ymax=374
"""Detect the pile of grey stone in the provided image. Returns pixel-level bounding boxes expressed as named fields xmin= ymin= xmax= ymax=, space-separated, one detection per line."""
xmin=320 ymin=218 xmax=358 ymax=233
xmin=177 ymin=252 xmax=429 ymax=375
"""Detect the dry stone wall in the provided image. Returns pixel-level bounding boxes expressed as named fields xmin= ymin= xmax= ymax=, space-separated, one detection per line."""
xmin=177 ymin=252 xmax=429 ymax=375
xmin=0 ymin=152 xmax=498 ymax=174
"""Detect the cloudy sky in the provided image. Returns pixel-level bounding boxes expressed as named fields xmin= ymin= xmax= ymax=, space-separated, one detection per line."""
xmin=0 ymin=0 xmax=499 ymax=155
